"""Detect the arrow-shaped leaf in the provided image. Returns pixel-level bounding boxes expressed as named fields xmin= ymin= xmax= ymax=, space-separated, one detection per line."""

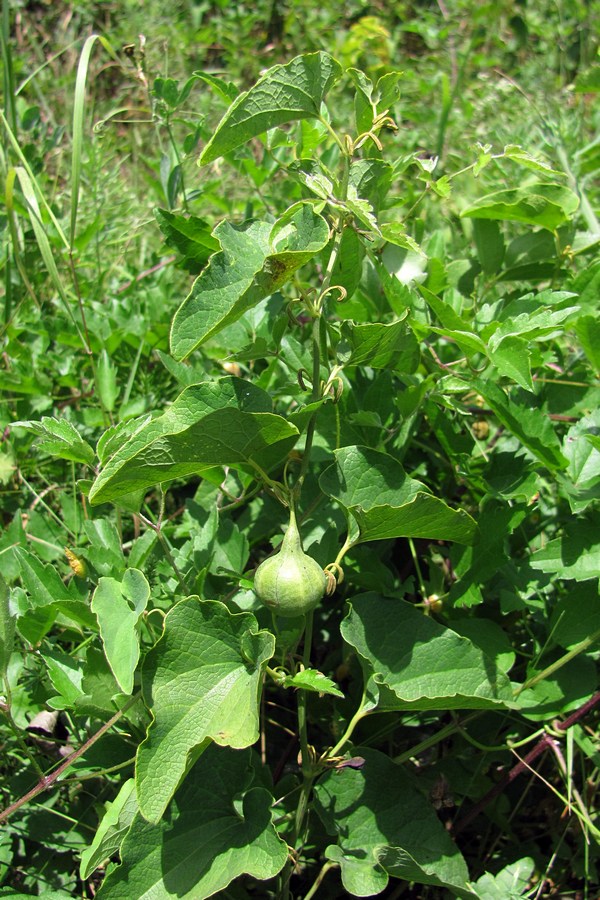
xmin=136 ymin=598 xmax=275 ymax=823
xmin=170 ymin=203 xmax=330 ymax=359
xmin=342 ymin=593 xmax=513 ymax=710
xmin=320 ymin=445 xmax=476 ymax=545
xmin=200 ymin=52 xmax=342 ymax=164
xmin=89 ymin=378 xmax=299 ymax=505
xmin=100 ymin=746 xmax=287 ymax=898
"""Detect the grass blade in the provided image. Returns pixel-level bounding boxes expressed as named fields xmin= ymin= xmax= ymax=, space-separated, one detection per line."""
xmin=70 ymin=34 xmax=118 ymax=247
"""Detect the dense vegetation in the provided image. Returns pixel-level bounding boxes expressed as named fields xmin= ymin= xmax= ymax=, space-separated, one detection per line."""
xmin=1 ymin=1 xmax=600 ymax=897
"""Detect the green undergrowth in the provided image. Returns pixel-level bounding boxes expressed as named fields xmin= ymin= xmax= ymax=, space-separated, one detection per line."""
xmin=1 ymin=2 xmax=600 ymax=898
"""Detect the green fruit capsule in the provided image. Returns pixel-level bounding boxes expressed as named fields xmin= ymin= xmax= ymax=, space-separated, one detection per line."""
xmin=254 ymin=508 xmax=327 ymax=618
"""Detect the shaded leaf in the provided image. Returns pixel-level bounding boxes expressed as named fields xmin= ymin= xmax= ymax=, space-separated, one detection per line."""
xmin=469 ymin=377 xmax=568 ymax=470
xmin=100 ymin=746 xmax=287 ymax=898
xmin=575 ymin=315 xmax=600 ymax=373
xmin=83 ymin=520 xmax=126 ymax=576
xmin=487 ymin=298 xmax=579 ymax=349
xmin=314 ymin=748 xmax=476 ymax=897
xmin=96 ymin=350 xmax=118 ymax=413
xmin=472 ymin=219 xmax=505 ymax=275
xmin=517 ymin=655 xmax=596 ymax=721
xmin=328 ymin=225 xmax=364 ymax=300
xmin=342 ymin=593 xmax=512 ymax=709
xmin=0 ymin=575 xmax=15 ymax=677
xmin=44 ymin=649 xmax=85 ymax=708
xmin=503 ymin=145 xmax=562 ymax=176
xmin=80 ymin=780 xmax=137 ymax=879
xmin=450 ymin=501 xmax=528 ymax=607
xmin=473 ymin=857 xmax=535 ymax=900
xmin=462 ymin=183 xmax=579 ymax=230
xmin=15 ymin=549 xmax=95 ymax=628
xmin=154 ymin=208 xmax=220 ymax=272
xmin=561 ymin=411 xmax=600 ymax=511
xmin=283 ymin=668 xmax=344 ymax=698
xmin=549 ymin=583 xmax=600 ymax=650
xmin=92 ymin=569 xmax=150 ymax=694
xmin=89 ymin=378 xmax=299 ymax=505
xmin=488 ymin=335 xmax=533 ymax=391
xmin=320 ymin=446 xmax=476 ymax=545
xmin=529 ymin=513 xmax=600 ymax=581
xmin=338 ymin=320 xmax=419 ymax=372
xmin=12 ymin=416 xmax=95 ymax=466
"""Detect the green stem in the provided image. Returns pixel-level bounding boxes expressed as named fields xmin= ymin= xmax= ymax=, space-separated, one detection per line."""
xmin=297 ymin=153 xmax=350 ymax=489
xmin=279 ymin=611 xmax=316 ymax=900
xmin=328 ymin=686 xmax=369 ymax=758
xmin=297 ymin=318 xmax=322 ymax=487
xmin=249 ymin=460 xmax=287 ymax=504
xmin=554 ymin=142 xmax=600 ymax=234
xmin=408 ymin=537 xmax=428 ymax=602
xmin=303 ymin=861 xmax=337 ymax=900
xmin=392 ymin=715 xmax=477 ymax=765
xmin=332 ymin=533 xmax=355 ymax=572
xmin=514 ymin=628 xmax=600 ymax=696
xmin=318 ymin=115 xmax=346 ymax=154
xmin=165 ymin=118 xmax=189 ymax=212
xmin=138 ymin=510 xmax=191 ymax=595
xmin=1 ymin=0 xmax=17 ymax=135
xmin=297 ymin=610 xmax=314 ymax=776
xmin=457 ymin=724 xmax=545 ymax=754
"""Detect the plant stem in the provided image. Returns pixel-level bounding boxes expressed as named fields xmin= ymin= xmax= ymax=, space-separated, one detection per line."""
xmin=328 ymin=687 xmax=369 ymax=758
xmin=297 ymin=318 xmax=323 ymax=488
xmin=554 ymin=142 xmax=600 ymax=234
xmin=514 ymin=627 xmax=600 ymax=696
xmin=297 ymin=152 xmax=350 ymax=488
xmin=303 ymin=861 xmax=337 ymax=900
xmin=138 ymin=510 xmax=191 ymax=595
xmin=408 ymin=537 xmax=428 ymax=602
xmin=452 ymin=691 xmax=600 ymax=835
xmin=392 ymin=715 xmax=478 ymax=765
xmin=279 ymin=611 xmax=316 ymax=900
xmin=0 ymin=694 xmax=141 ymax=824
xmin=297 ymin=611 xmax=314 ymax=775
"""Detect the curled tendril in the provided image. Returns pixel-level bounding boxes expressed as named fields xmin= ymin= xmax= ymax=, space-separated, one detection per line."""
xmin=329 ymin=376 xmax=344 ymax=403
xmin=324 ymin=562 xmax=345 ymax=594
xmin=297 ymin=368 xmax=311 ymax=391
xmin=323 ymin=366 xmax=344 ymax=402
xmin=353 ymin=129 xmax=383 ymax=152
xmin=374 ymin=112 xmax=398 ymax=131
xmin=317 ymin=284 xmax=347 ymax=308
xmin=353 ymin=113 xmax=398 ymax=152
xmin=283 ymin=454 xmax=302 ymax=487
xmin=286 ymin=302 xmax=302 ymax=326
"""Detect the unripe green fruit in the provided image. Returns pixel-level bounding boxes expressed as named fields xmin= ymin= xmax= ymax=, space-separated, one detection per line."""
xmin=254 ymin=510 xmax=327 ymax=618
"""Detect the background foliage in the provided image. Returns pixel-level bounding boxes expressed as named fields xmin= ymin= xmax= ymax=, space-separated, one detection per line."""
xmin=1 ymin=1 xmax=600 ymax=898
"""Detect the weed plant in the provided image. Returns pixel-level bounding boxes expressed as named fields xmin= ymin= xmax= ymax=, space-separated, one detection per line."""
xmin=1 ymin=1 xmax=600 ymax=898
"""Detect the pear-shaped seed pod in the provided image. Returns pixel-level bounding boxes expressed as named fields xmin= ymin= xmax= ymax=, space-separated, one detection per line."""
xmin=254 ymin=508 xmax=327 ymax=618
